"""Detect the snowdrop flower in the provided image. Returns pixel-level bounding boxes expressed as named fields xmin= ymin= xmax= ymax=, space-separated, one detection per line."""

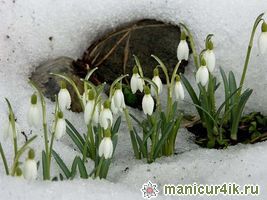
xmin=84 ymin=90 xmax=95 ymax=125
xmin=58 ymin=81 xmax=71 ymax=110
xmin=99 ymin=135 xmax=113 ymax=159
xmin=113 ymin=84 xmax=126 ymax=109
xmin=27 ymin=93 xmax=41 ymax=128
xmin=130 ymin=66 xmax=144 ymax=94
xmin=111 ymin=84 xmax=126 ymax=114
xmin=151 ymin=68 xmax=163 ymax=96
xmin=142 ymin=86 xmax=154 ymax=116
xmin=173 ymin=75 xmax=184 ymax=101
xmin=23 ymin=149 xmax=37 ymax=180
xmin=99 ymin=100 xmax=113 ymax=130
xmin=203 ymin=40 xmax=216 ymax=72
xmin=177 ymin=31 xmax=189 ymax=61
xmin=55 ymin=111 xmax=66 ymax=139
xmin=111 ymin=96 xmax=119 ymax=115
xmin=196 ymin=58 xmax=209 ymax=86
xmin=258 ymin=21 xmax=267 ymax=54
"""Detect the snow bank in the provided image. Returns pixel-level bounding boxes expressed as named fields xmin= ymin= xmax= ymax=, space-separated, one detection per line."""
xmin=0 ymin=0 xmax=267 ymax=199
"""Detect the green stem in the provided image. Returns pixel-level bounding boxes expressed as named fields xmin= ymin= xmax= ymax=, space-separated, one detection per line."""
xmin=179 ymin=23 xmax=200 ymax=68
xmin=0 ymin=142 xmax=9 ymax=175
xmin=95 ymin=157 xmax=104 ymax=178
xmin=29 ymin=81 xmax=50 ymax=180
xmin=10 ymin=135 xmax=37 ymax=176
xmin=238 ymin=13 xmax=264 ymax=96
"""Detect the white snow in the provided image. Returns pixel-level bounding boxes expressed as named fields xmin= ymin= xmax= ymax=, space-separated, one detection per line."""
xmin=0 ymin=0 xmax=267 ymax=199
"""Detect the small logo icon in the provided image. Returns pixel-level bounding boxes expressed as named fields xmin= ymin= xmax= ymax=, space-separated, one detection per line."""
xmin=141 ymin=181 xmax=159 ymax=199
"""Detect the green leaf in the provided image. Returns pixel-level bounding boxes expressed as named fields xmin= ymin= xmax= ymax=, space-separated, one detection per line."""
xmin=66 ymin=121 xmax=85 ymax=155
xmin=230 ymin=89 xmax=253 ymax=140
xmin=153 ymin=120 xmax=176 ymax=158
xmin=66 ymin=119 xmax=85 ymax=144
xmin=180 ymin=74 xmax=202 ymax=117
xmin=52 ymin=150 xmax=71 ymax=179
xmin=112 ymin=116 xmax=121 ymax=134
xmin=71 ymin=156 xmax=88 ymax=179
xmin=133 ymin=127 xmax=147 ymax=158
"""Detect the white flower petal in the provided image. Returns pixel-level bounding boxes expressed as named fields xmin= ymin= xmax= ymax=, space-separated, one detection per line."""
xmin=130 ymin=74 xmax=139 ymax=94
xmin=23 ymin=159 xmax=37 ymax=180
xmin=196 ymin=66 xmax=209 ymax=86
xmin=142 ymin=94 xmax=154 ymax=115
xmin=99 ymin=137 xmax=113 ymax=159
xmin=174 ymin=81 xmax=185 ymax=101
xmin=111 ymin=96 xmax=119 ymax=115
xmin=58 ymin=89 xmax=71 ymax=110
xmin=177 ymin=40 xmax=189 ymax=61
xmin=204 ymin=50 xmax=216 ymax=72
xmin=100 ymin=108 xmax=113 ymax=129
xmin=151 ymin=76 xmax=163 ymax=96
xmin=84 ymin=100 xmax=95 ymax=125
xmin=27 ymin=104 xmax=41 ymax=128
xmin=55 ymin=118 xmax=66 ymax=139
xmin=259 ymin=32 xmax=267 ymax=54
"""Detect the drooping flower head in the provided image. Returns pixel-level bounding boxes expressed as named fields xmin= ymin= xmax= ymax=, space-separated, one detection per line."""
xmin=130 ymin=66 xmax=144 ymax=94
xmin=196 ymin=57 xmax=209 ymax=86
xmin=142 ymin=86 xmax=154 ymax=116
xmin=98 ymin=129 xmax=113 ymax=159
xmin=151 ymin=68 xmax=163 ymax=96
xmin=27 ymin=93 xmax=41 ymax=128
xmin=58 ymin=81 xmax=71 ymax=111
xmin=113 ymin=83 xmax=126 ymax=112
xmin=100 ymin=100 xmax=113 ymax=130
xmin=177 ymin=31 xmax=189 ymax=61
xmin=84 ymin=90 xmax=95 ymax=125
xmin=173 ymin=75 xmax=185 ymax=101
xmin=23 ymin=148 xmax=37 ymax=180
xmin=55 ymin=111 xmax=66 ymax=139
xmin=259 ymin=21 xmax=267 ymax=54
xmin=203 ymin=39 xmax=216 ymax=72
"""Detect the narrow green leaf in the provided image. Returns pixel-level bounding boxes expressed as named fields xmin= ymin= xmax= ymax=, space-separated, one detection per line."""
xmin=52 ymin=150 xmax=71 ymax=178
xmin=112 ymin=116 xmax=121 ymax=134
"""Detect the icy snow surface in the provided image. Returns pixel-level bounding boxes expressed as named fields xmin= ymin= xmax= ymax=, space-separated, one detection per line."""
xmin=0 ymin=0 xmax=267 ymax=199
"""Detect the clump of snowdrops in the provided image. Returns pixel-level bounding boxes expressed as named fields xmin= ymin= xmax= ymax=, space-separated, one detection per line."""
xmin=178 ymin=13 xmax=267 ymax=148
xmin=124 ymin=55 xmax=184 ymax=163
